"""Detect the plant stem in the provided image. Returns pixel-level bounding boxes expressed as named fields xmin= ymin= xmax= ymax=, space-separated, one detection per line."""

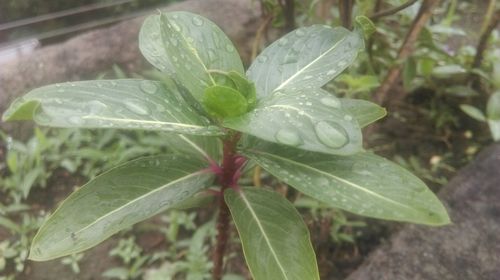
xmin=212 ymin=132 xmax=241 ymax=280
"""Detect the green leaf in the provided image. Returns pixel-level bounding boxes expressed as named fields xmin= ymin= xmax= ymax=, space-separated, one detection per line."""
xmin=2 ymin=79 xmax=223 ymax=136
xmin=354 ymin=15 xmax=376 ymax=37
xmin=244 ymin=145 xmax=450 ymax=225
xmin=224 ymin=88 xmax=362 ymax=155
xmin=431 ymin=64 xmax=466 ymax=79
xmin=203 ymin=85 xmax=248 ymax=118
xmin=159 ymin=12 xmax=244 ymax=102
xmin=29 ymin=155 xmax=213 ymax=261
xmin=460 ymin=104 xmax=486 ymax=122
xmin=225 ymin=187 xmax=319 ymax=280
xmin=340 ymin=98 xmax=386 ymax=127
xmin=247 ymin=25 xmax=364 ymax=98
xmin=139 ymin=15 xmax=174 ymax=74
xmin=488 ymin=119 xmax=500 ymax=141
xmin=227 ymin=71 xmax=257 ymax=108
xmin=487 ymin=91 xmax=500 ymax=120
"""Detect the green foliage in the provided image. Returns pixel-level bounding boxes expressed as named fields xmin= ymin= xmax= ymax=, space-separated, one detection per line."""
xmin=2 ymin=10 xmax=450 ymax=279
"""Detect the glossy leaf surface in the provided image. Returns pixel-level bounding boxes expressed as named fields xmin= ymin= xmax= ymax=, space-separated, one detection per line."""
xmin=247 ymin=25 xmax=364 ymax=98
xmin=29 ymin=155 xmax=213 ymax=261
xmin=224 ymin=88 xmax=362 ymax=155
xmin=340 ymin=98 xmax=386 ymax=127
xmin=159 ymin=12 xmax=244 ymax=102
xmin=244 ymin=145 xmax=450 ymax=225
xmin=2 ymin=79 xmax=222 ymax=136
xmin=225 ymin=187 xmax=319 ymax=280
xmin=487 ymin=91 xmax=500 ymax=120
xmin=139 ymin=15 xmax=174 ymax=74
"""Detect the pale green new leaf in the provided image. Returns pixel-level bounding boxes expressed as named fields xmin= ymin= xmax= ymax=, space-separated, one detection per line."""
xmin=159 ymin=12 xmax=244 ymax=102
xmin=247 ymin=25 xmax=364 ymax=98
xmin=244 ymin=145 xmax=450 ymax=225
xmin=340 ymin=98 xmax=386 ymax=127
xmin=2 ymin=79 xmax=223 ymax=136
xmin=225 ymin=187 xmax=319 ymax=280
xmin=29 ymin=155 xmax=213 ymax=261
xmin=224 ymin=88 xmax=362 ymax=155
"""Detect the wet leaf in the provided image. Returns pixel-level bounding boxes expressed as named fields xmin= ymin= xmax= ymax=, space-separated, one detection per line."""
xmin=244 ymin=144 xmax=450 ymax=225
xmin=29 ymin=155 xmax=213 ymax=261
xmin=225 ymin=187 xmax=319 ymax=280
xmin=159 ymin=12 xmax=244 ymax=102
xmin=224 ymin=88 xmax=362 ymax=155
xmin=247 ymin=25 xmax=364 ymax=98
xmin=340 ymin=98 xmax=386 ymax=127
xmin=2 ymin=79 xmax=223 ymax=136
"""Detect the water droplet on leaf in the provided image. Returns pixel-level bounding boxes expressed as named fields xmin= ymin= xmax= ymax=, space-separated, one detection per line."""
xmin=192 ymin=16 xmax=204 ymax=26
xmin=140 ymin=80 xmax=158 ymax=94
xmin=124 ymin=100 xmax=150 ymax=115
xmin=275 ymin=128 xmax=303 ymax=146
xmin=320 ymin=97 xmax=341 ymax=108
xmin=314 ymin=121 xmax=348 ymax=148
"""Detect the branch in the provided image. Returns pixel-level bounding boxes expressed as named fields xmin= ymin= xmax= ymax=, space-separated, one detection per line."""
xmin=469 ymin=7 xmax=500 ymax=90
xmin=339 ymin=0 xmax=355 ymax=29
xmin=370 ymin=0 xmax=419 ymax=20
xmin=373 ymin=0 xmax=440 ymax=105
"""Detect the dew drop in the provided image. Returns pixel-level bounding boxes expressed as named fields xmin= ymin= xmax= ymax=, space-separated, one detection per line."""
xmin=140 ymin=80 xmax=158 ymax=94
xmin=87 ymin=100 xmax=107 ymax=114
xmin=320 ymin=97 xmax=341 ymax=108
xmin=278 ymin=38 xmax=288 ymax=46
xmin=314 ymin=121 xmax=348 ymax=148
xmin=305 ymin=101 xmax=312 ymax=106
xmin=295 ymin=29 xmax=306 ymax=37
xmin=225 ymin=44 xmax=235 ymax=52
xmin=192 ymin=16 xmax=204 ymax=26
xmin=344 ymin=114 xmax=353 ymax=121
xmin=258 ymin=55 xmax=268 ymax=63
xmin=275 ymin=128 xmax=303 ymax=146
xmin=207 ymin=49 xmax=216 ymax=61
xmin=124 ymin=100 xmax=150 ymax=115
xmin=327 ymin=69 xmax=337 ymax=76
xmin=68 ymin=116 xmax=84 ymax=125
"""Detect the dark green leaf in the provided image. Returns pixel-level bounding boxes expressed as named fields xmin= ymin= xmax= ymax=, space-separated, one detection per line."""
xmin=247 ymin=25 xmax=364 ymax=98
xmin=29 ymin=155 xmax=213 ymax=261
xmin=139 ymin=15 xmax=174 ymax=74
xmin=2 ymin=79 xmax=222 ymax=136
xmin=244 ymin=145 xmax=450 ymax=225
xmin=159 ymin=12 xmax=244 ymax=102
xmin=225 ymin=88 xmax=362 ymax=155
xmin=225 ymin=187 xmax=319 ymax=280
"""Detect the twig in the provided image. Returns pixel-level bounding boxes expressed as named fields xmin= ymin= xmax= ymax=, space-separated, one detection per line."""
xmin=469 ymin=7 xmax=500 ymax=90
xmin=370 ymin=0 xmax=419 ymax=20
xmin=338 ymin=0 xmax=355 ymax=29
xmin=212 ymin=133 xmax=241 ymax=280
xmin=251 ymin=14 xmax=273 ymax=61
xmin=373 ymin=0 xmax=441 ymax=105
xmin=279 ymin=0 xmax=296 ymax=32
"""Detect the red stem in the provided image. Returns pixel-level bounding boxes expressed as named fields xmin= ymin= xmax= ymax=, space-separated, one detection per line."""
xmin=212 ymin=132 xmax=241 ymax=280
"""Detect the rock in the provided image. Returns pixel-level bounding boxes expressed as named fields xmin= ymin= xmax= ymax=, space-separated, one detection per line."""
xmin=0 ymin=0 xmax=260 ymax=136
xmin=347 ymin=143 xmax=500 ymax=280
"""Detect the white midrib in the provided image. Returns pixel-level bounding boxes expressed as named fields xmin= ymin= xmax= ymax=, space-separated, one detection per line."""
xmin=56 ymin=171 xmax=205 ymax=247
xmin=274 ymin=36 xmax=347 ymax=91
xmin=266 ymin=104 xmax=314 ymax=119
xmin=253 ymin=151 xmax=415 ymax=211
xmin=239 ymin=191 xmax=290 ymax=280
xmin=82 ymin=116 xmax=204 ymax=129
